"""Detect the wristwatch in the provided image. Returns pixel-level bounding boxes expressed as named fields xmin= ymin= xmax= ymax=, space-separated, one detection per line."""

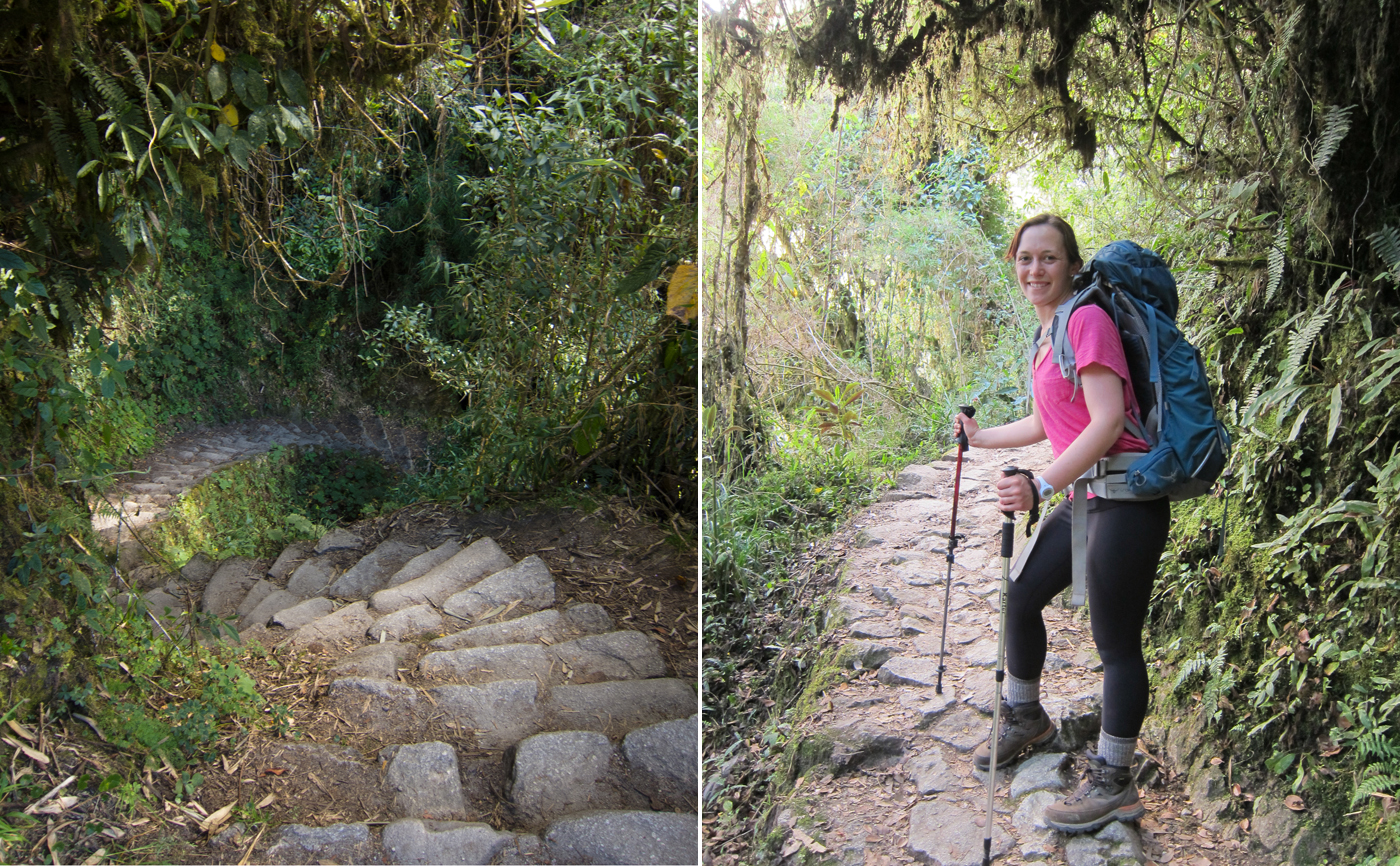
xmin=1035 ymin=475 xmax=1055 ymax=500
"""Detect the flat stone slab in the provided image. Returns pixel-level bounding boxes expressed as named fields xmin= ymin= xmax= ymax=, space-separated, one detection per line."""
xmin=963 ymin=638 xmax=1001 ymax=667
xmin=876 ymin=657 xmax=944 ymax=687
xmin=910 ymin=746 xmax=961 ymax=794
xmin=1064 ymin=820 xmax=1145 ymax=865
xmin=431 ymin=680 xmax=543 ymax=750
xmin=544 ymin=810 xmax=698 ymax=866
xmin=442 ymin=555 xmax=555 ymax=622
xmin=331 ymin=641 xmax=414 ymax=679
xmin=370 ymin=538 xmax=513 ymax=614
xmin=271 ymin=597 xmax=335 ymax=630
xmin=327 ymin=677 xmax=421 ymax=737
xmin=314 ymin=528 xmax=363 ymax=554
xmin=369 ymin=604 xmax=445 ymax=642
xmin=241 ymin=588 xmax=303 ymax=630
xmin=237 ymin=579 xmax=276 ymax=619
xmin=385 ymin=540 xmax=462 ymax=589
xmin=428 ymin=604 xmax=614 ymax=651
xmin=287 ymin=601 xmax=375 ymax=648
xmin=547 ymin=679 xmax=697 ymax=739
xmin=264 ymin=823 xmax=379 ymax=866
xmin=840 ymin=641 xmax=897 ymax=670
xmin=1013 ymin=790 xmax=1060 ymax=860
xmin=286 ymin=555 xmax=337 ymax=597
xmin=1010 ymin=751 xmax=1071 ymax=799
xmin=268 ymin=541 xmax=314 ymax=580
xmin=511 ymin=730 xmax=624 ymax=826
xmin=550 ymin=631 xmax=666 ymax=683
xmin=623 ymin=716 xmax=698 ymax=811
xmin=201 ymin=557 xmax=259 ymax=619
xmin=930 ymin=705 xmax=989 ymax=754
xmin=382 ymin=742 xmax=466 ymax=820
xmin=420 ymin=644 xmax=552 ymax=686
xmin=381 ymin=819 xmax=514 ymax=866
xmin=849 ymin=621 xmax=901 ymax=640
xmin=907 ymin=798 xmax=1012 ymax=866
xmin=329 ymin=539 xmax=427 ymax=599
xmin=899 ymin=688 xmax=958 ymax=727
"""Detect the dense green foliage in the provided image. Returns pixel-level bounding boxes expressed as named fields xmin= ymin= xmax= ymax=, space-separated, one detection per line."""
xmin=705 ymin=0 xmax=1400 ymax=859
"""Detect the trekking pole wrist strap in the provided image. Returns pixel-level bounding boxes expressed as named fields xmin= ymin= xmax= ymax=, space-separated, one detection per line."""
xmin=1011 ymin=469 xmax=1041 ymax=535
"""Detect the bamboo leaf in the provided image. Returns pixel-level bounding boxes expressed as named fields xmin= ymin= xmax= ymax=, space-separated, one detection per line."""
xmin=1326 ymin=383 xmax=1343 ymax=446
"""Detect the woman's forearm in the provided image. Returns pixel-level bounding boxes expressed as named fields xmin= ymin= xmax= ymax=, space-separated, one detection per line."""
xmin=970 ymin=413 xmax=1046 ymax=450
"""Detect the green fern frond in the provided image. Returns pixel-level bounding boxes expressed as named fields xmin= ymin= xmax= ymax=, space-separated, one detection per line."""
xmin=1267 ymin=221 xmax=1287 ymax=302
xmin=1351 ymin=770 xmax=1400 ymax=804
xmin=1313 ymin=104 xmax=1355 ymax=172
xmin=41 ymin=103 xmax=82 ymax=183
xmin=1282 ymin=275 xmax=1346 ymax=383
xmin=74 ymin=55 xmax=135 ymax=121
xmin=75 ymin=105 xmax=102 ymax=160
xmin=1357 ymin=731 xmax=1400 ymax=761
xmin=1369 ymin=225 xmax=1400 ymax=281
xmin=1174 ymin=651 xmax=1210 ymax=690
xmin=25 ymin=212 xmax=52 ymax=251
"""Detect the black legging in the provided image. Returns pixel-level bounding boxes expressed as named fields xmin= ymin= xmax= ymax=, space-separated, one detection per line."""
xmin=1006 ymin=495 xmax=1170 ymax=739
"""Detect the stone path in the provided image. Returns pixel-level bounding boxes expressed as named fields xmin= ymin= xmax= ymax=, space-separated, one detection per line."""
xmin=91 ymin=412 xmax=429 ymax=536
xmin=136 ymin=526 xmax=698 ymax=864
xmin=774 ymin=442 xmax=1283 ymax=866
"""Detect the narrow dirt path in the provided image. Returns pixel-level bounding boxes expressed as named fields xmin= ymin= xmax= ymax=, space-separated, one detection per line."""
xmin=764 ymin=442 xmax=1288 ymax=866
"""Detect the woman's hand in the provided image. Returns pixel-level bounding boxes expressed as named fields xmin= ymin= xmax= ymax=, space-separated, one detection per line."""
xmin=955 ymin=412 xmax=981 ymax=447
xmin=995 ymin=472 xmax=1035 ymax=513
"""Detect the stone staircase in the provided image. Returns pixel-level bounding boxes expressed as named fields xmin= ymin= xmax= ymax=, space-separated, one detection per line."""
xmin=137 ymin=526 xmax=698 ymax=865
xmin=91 ymin=412 xmax=429 ymax=536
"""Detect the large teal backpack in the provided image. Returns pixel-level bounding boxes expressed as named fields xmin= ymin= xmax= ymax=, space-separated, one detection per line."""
xmin=1034 ymin=240 xmax=1231 ymax=500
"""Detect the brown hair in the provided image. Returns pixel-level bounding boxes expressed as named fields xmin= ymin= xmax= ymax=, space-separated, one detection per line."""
xmin=1006 ymin=214 xmax=1083 ymax=267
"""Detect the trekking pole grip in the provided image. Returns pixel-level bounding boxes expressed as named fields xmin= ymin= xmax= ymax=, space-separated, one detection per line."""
xmin=956 ymin=405 xmax=975 ymax=451
xmin=1001 ymin=466 xmax=1018 ymax=556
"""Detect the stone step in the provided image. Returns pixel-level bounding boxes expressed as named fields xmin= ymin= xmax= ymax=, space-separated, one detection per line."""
xmin=509 ymin=716 xmax=697 ymax=827
xmin=328 ymin=538 xmax=428 ymax=600
xmin=426 ymin=604 xmax=614 ymax=651
xmin=370 ymin=538 xmax=513 ymax=614
xmin=440 ymin=555 xmax=555 ymax=622
xmin=325 ymin=676 xmax=696 ymax=749
xmin=418 ymin=630 xmax=666 ymax=687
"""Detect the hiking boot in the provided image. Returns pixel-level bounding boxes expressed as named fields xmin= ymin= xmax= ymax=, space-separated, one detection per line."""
xmin=972 ymin=700 xmax=1056 ymax=770
xmin=1043 ymin=754 xmax=1144 ymax=833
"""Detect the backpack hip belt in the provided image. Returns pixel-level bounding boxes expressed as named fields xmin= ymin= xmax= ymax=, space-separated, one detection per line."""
xmin=1068 ymin=452 xmax=1164 ymax=607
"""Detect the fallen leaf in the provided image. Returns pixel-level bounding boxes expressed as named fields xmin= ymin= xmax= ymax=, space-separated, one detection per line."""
xmin=200 ymin=802 xmax=235 ymax=834
xmin=1285 ymin=794 xmax=1306 ymax=811
xmin=1209 ymin=756 xmax=1223 ymax=766
xmin=791 ymin=828 xmax=828 ymax=854
xmin=3 ymin=735 xmax=49 ymax=765
xmin=32 ymin=795 xmax=79 ymax=815
xmin=1231 ymin=783 xmax=1242 ymax=796
xmin=6 ymin=719 xmax=36 ymax=741
xmin=1198 ymin=840 xmax=1216 ymax=849
xmin=1239 ymin=818 xmax=1251 ymax=832
xmin=256 ymin=793 xmax=277 ymax=809
xmin=81 ymin=848 xmax=107 ymax=866
xmin=780 ymin=838 xmax=801 ymax=858
xmin=261 ymin=767 xmax=285 ymax=776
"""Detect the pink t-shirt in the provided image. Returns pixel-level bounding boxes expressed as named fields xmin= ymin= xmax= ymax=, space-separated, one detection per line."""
xmin=1034 ymin=304 xmax=1150 ymax=458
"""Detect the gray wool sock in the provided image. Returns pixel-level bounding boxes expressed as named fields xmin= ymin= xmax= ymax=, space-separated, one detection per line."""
xmin=1098 ymin=731 xmax=1137 ymax=768
xmin=1005 ymin=674 xmax=1040 ymax=706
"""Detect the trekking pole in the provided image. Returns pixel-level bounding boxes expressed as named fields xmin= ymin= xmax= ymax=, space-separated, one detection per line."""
xmin=983 ymin=465 xmax=1018 ymax=866
xmin=935 ymin=405 xmax=974 ymax=695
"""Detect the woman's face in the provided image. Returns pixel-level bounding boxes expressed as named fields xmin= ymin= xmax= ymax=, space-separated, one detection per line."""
xmin=1014 ymin=224 xmax=1079 ymax=311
